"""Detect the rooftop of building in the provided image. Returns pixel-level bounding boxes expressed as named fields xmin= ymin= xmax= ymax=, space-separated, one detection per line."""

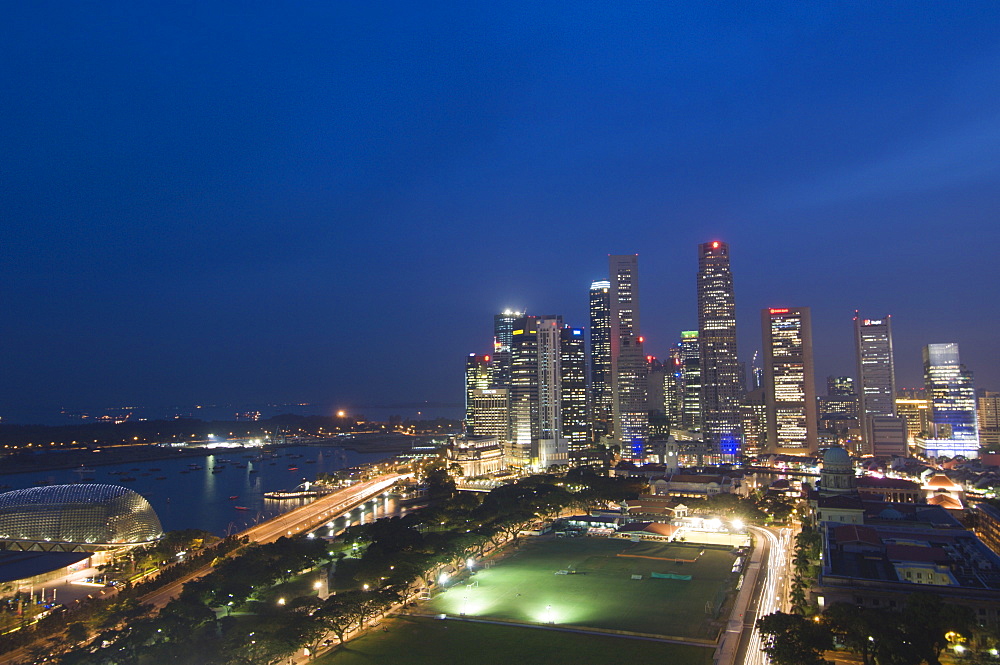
xmin=825 ymin=518 xmax=1000 ymax=590
xmin=855 ymin=475 xmax=921 ymax=490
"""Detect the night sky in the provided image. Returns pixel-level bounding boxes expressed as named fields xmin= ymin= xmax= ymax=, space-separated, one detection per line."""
xmin=4 ymin=3 xmax=1000 ymax=422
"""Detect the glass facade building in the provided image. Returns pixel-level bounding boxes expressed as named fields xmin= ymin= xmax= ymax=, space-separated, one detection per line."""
xmin=589 ymin=281 xmax=612 ymax=441
xmin=916 ymin=343 xmax=979 ymax=458
xmin=0 ymin=484 xmax=162 ymax=552
xmin=697 ymin=241 xmax=743 ymax=461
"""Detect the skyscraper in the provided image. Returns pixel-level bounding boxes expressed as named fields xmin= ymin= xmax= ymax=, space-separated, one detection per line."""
xmin=680 ymin=331 xmax=702 ymax=431
xmin=762 ymin=307 xmax=818 ymax=455
xmin=664 ymin=343 xmax=684 ymax=428
xmin=509 ymin=315 xmax=576 ymax=469
xmin=978 ymin=391 xmax=1000 ymax=449
xmin=465 ymin=353 xmax=491 ymax=432
xmin=854 ymin=314 xmax=897 ymax=453
xmin=491 ymin=309 xmax=523 ymax=389
xmin=608 ymin=255 xmax=648 ymax=454
xmin=470 ymin=388 xmax=510 ymax=442
xmin=588 ymin=281 xmax=612 ymax=441
xmin=560 ymin=327 xmax=588 ymax=458
xmin=697 ymin=241 xmax=743 ymax=460
xmin=916 ymin=343 xmax=979 ymax=458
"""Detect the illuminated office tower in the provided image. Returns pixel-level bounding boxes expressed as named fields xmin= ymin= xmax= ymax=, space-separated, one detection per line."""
xmin=978 ymin=391 xmax=1000 ymax=448
xmin=664 ymin=344 xmax=684 ymax=427
xmin=509 ymin=315 xmax=575 ymax=469
xmin=697 ymin=241 xmax=743 ymax=460
xmin=762 ymin=307 xmax=818 ymax=456
xmin=465 ymin=353 xmax=492 ymax=432
xmin=491 ymin=310 xmax=523 ymax=389
xmin=615 ymin=334 xmax=649 ymax=458
xmin=589 ymin=281 xmax=612 ymax=441
xmin=560 ymin=327 xmax=589 ymax=459
xmin=915 ymin=343 xmax=979 ymax=458
xmin=854 ymin=314 xmax=897 ymax=453
xmin=471 ymin=388 xmax=510 ymax=442
xmin=680 ymin=331 xmax=702 ymax=431
xmin=740 ymin=388 xmax=767 ymax=457
xmin=608 ymin=255 xmax=647 ymax=452
xmin=895 ymin=395 xmax=931 ymax=444
xmin=828 ymin=376 xmax=856 ymax=396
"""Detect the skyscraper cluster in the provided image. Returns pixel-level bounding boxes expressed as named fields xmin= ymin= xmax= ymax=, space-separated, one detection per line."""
xmin=462 ymin=242 xmax=986 ymax=471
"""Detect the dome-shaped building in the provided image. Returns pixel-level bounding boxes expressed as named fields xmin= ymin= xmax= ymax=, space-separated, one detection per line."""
xmin=0 ymin=484 xmax=162 ymax=552
xmin=819 ymin=445 xmax=856 ymax=495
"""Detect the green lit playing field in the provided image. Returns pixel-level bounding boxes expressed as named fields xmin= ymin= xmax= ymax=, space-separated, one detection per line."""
xmin=424 ymin=536 xmax=738 ymax=639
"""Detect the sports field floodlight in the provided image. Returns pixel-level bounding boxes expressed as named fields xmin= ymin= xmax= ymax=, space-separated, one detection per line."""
xmin=438 ymin=572 xmax=449 ymax=585
xmin=467 ymin=558 xmax=475 ymax=569
xmin=731 ymin=519 xmax=744 ymax=531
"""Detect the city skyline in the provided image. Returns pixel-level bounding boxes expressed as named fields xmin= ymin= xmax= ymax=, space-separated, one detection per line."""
xmin=4 ymin=3 xmax=1000 ymax=419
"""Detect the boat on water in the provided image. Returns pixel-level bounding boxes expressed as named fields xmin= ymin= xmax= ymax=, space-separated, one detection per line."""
xmin=288 ymin=467 xmax=298 ymax=471
xmin=229 ymin=495 xmax=238 ymax=500
xmin=234 ymin=506 xmax=249 ymax=511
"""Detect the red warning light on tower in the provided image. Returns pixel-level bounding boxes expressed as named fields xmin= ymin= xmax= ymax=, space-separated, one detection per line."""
xmin=484 ymin=355 xmax=490 ymax=362
xmin=711 ymin=241 xmax=720 ymax=249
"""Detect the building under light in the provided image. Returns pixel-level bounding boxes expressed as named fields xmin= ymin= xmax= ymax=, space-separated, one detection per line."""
xmin=0 ymin=484 xmax=162 ymax=554
xmin=854 ymin=314 xmax=898 ymax=454
xmin=464 ymin=354 xmax=492 ymax=432
xmin=589 ymin=281 xmax=612 ymax=442
xmin=915 ymin=343 xmax=980 ymax=459
xmin=762 ymin=307 xmax=818 ymax=456
xmin=697 ymin=241 xmax=743 ymax=461
xmin=609 ymin=255 xmax=648 ymax=455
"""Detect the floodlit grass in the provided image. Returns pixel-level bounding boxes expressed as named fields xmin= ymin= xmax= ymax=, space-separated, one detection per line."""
xmin=313 ymin=616 xmax=715 ymax=665
xmin=426 ymin=536 xmax=737 ymax=639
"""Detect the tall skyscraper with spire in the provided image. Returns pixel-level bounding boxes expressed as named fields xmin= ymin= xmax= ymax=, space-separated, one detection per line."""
xmin=588 ymin=281 xmax=612 ymax=442
xmin=697 ymin=241 xmax=743 ymax=461
xmin=608 ymin=255 xmax=648 ymax=457
xmin=854 ymin=313 xmax=897 ymax=454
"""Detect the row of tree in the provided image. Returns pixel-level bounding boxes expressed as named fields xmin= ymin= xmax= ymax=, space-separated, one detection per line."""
xmin=758 ymin=593 xmax=979 ymax=665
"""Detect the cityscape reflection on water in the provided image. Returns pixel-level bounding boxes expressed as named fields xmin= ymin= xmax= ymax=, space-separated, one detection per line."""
xmin=0 ymin=445 xmax=392 ymax=535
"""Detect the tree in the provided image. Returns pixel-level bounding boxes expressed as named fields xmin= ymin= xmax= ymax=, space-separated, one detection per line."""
xmin=901 ymin=592 xmax=975 ymax=665
xmin=822 ymin=603 xmax=875 ymax=665
xmin=757 ymin=612 xmax=833 ymax=665
xmin=64 ymin=622 xmax=89 ymax=645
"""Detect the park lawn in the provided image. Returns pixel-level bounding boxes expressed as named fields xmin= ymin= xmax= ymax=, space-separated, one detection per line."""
xmin=254 ymin=569 xmax=326 ymax=606
xmin=313 ymin=615 xmax=715 ymax=665
xmin=425 ymin=536 xmax=737 ymax=639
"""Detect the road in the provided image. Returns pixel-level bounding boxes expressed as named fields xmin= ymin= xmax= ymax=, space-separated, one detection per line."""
xmin=716 ymin=525 xmax=793 ymax=665
xmin=140 ymin=473 xmax=409 ymax=610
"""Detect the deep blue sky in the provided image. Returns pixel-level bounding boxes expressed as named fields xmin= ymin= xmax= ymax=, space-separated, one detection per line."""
xmin=3 ymin=3 xmax=999 ymax=422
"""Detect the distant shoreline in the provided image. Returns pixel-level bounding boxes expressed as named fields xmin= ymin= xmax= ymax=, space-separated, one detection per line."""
xmin=0 ymin=434 xmax=443 ymax=476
